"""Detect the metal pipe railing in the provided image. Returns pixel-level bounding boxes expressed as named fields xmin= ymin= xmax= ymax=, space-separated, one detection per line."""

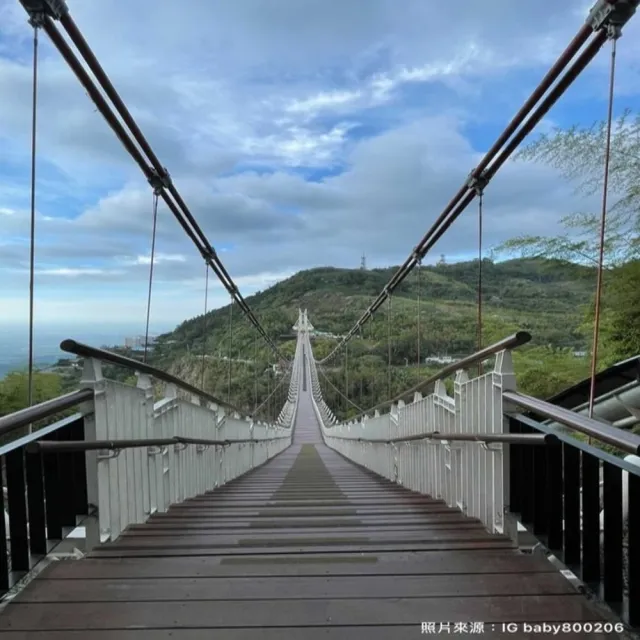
xmin=504 ymin=389 xmax=640 ymax=455
xmin=61 ymin=339 xmax=245 ymax=415
xmin=339 ymin=331 xmax=531 ymax=423
xmin=26 ymin=434 xmax=290 ymax=454
xmin=0 ymin=388 xmax=93 ymax=438
xmin=327 ymin=432 xmax=552 ymax=446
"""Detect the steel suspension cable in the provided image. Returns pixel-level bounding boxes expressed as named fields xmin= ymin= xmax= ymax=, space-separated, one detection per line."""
xmin=588 ymin=29 xmax=619 ymax=419
xmin=317 ymin=365 xmax=364 ymax=413
xmin=254 ymin=361 xmax=294 ymax=417
xmin=21 ymin=8 xmax=285 ymax=362
xmin=319 ymin=15 xmax=619 ymax=366
xmin=143 ymin=192 xmax=159 ymax=364
xmin=27 ymin=20 xmax=40 ymax=421
xmin=201 ymin=263 xmax=210 ymax=390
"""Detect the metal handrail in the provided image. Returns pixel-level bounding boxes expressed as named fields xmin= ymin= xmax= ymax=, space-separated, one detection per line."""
xmin=503 ymin=389 xmax=640 ymax=455
xmin=26 ymin=434 xmax=290 ymax=454
xmin=512 ymin=413 xmax=640 ymax=476
xmin=0 ymin=388 xmax=93 ymax=438
xmin=325 ymin=431 xmax=552 ymax=445
xmin=0 ymin=413 xmax=84 ymax=456
xmin=334 ymin=331 xmax=531 ymax=424
xmin=61 ymin=339 xmax=246 ymax=416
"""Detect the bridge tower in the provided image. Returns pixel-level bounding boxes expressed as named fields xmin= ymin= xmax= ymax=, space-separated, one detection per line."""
xmin=293 ymin=309 xmax=314 ymax=333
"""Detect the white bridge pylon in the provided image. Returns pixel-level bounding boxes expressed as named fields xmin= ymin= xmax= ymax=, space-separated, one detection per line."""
xmin=293 ymin=308 xmax=314 ymax=333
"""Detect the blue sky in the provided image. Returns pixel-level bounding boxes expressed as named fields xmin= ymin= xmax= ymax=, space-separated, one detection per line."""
xmin=0 ymin=0 xmax=639 ymax=337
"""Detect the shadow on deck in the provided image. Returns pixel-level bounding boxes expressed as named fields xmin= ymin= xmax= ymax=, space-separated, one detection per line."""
xmin=0 ymin=437 xmax=617 ymax=638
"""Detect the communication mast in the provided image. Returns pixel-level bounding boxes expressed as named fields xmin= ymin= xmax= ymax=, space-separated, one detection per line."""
xmin=360 ymin=253 xmax=367 ymax=270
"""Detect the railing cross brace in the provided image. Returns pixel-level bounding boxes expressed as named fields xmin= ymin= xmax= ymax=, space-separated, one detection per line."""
xmin=147 ymin=446 xmax=167 ymax=457
xmin=97 ymin=449 xmax=121 ymax=461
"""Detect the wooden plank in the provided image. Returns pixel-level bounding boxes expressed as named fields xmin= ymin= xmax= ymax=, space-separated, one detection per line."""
xmin=215 ymin=490 xmax=406 ymax=496
xmin=17 ymin=573 xmax=578 ymax=603
xmin=0 ymin=596 xmax=603 ymax=630
xmin=0 ymin=434 xmax=606 ymax=636
xmin=214 ymin=482 xmax=394 ymax=489
xmin=118 ymin=522 xmax=486 ymax=538
xmin=159 ymin=504 xmax=456 ymax=515
xmin=104 ymin=529 xmax=504 ymax=549
xmin=170 ymin=498 xmax=440 ymax=506
xmin=122 ymin=521 xmax=481 ymax=534
xmin=140 ymin=513 xmax=474 ymax=527
xmin=41 ymin=551 xmax=557 ymax=579
xmin=88 ymin=540 xmax=515 ymax=557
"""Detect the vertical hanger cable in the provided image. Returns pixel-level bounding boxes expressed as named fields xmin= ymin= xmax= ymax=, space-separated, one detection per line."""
xmin=27 ymin=23 xmax=40 ymax=420
xmin=227 ymin=298 xmax=234 ymax=404
xmin=477 ymin=187 xmax=484 ymax=376
xmin=143 ymin=192 xmax=159 ymax=364
xmin=200 ymin=263 xmax=209 ymax=390
xmin=588 ymin=32 xmax=618 ymax=419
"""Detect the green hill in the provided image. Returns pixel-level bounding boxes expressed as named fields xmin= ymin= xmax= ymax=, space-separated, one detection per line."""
xmin=151 ymin=258 xmax=597 ymax=420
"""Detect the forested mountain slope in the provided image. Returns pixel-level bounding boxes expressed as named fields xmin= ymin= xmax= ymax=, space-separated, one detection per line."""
xmin=152 ymin=258 xmax=597 ymax=418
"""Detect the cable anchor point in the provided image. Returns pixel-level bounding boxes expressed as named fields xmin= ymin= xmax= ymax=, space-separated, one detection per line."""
xmin=466 ymin=170 xmax=489 ymax=196
xmin=27 ymin=11 xmax=46 ymax=28
xmin=147 ymin=167 xmax=172 ymax=195
xmin=411 ymin=246 xmax=424 ymax=264
xmin=19 ymin=0 xmax=68 ymax=22
xmin=200 ymin=248 xmax=215 ymax=262
xmin=586 ymin=0 xmax=638 ymax=36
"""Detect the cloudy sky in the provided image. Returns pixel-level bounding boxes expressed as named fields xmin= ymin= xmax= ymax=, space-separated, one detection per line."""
xmin=1 ymin=0 xmax=639 ymax=337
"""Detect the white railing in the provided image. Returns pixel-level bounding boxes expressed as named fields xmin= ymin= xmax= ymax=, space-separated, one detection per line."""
xmin=276 ymin=329 xmax=303 ymax=428
xmin=306 ymin=337 xmax=338 ymax=426
xmin=306 ymin=330 xmax=517 ymax=540
xmin=79 ymin=357 xmax=292 ymax=546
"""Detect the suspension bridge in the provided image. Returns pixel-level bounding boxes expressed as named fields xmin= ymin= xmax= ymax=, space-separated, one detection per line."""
xmin=0 ymin=0 xmax=639 ymax=637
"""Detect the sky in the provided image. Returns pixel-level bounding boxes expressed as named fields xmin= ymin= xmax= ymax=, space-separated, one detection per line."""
xmin=1 ymin=0 xmax=639 ymax=338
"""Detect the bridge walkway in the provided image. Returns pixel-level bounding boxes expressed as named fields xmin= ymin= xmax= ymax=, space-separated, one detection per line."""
xmin=0 ymin=384 xmax=613 ymax=638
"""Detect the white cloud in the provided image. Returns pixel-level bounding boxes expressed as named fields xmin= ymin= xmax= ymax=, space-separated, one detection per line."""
xmin=286 ymin=90 xmax=363 ymax=116
xmin=34 ymin=267 xmax=126 ymax=277
xmin=124 ymin=253 xmax=188 ymax=267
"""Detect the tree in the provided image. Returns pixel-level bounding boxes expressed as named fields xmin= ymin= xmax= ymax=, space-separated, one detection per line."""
xmin=494 ymin=110 xmax=640 ymax=266
xmin=604 ymin=260 xmax=640 ymax=361
xmin=513 ymin=346 xmax=589 ymax=399
xmin=0 ymin=371 xmax=68 ymax=444
xmin=580 ymin=259 xmax=640 ymax=367
xmin=0 ymin=371 xmax=63 ymax=417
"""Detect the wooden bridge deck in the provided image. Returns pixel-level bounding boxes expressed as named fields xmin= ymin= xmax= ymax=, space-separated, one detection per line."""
xmin=0 ymin=385 xmax=616 ymax=638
